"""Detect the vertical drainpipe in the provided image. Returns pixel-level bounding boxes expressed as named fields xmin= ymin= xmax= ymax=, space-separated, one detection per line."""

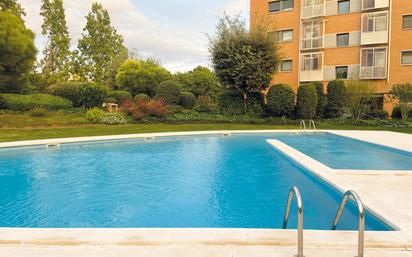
xmin=387 ymin=0 xmax=392 ymax=85
xmin=297 ymin=0 xmax=302 ymax=87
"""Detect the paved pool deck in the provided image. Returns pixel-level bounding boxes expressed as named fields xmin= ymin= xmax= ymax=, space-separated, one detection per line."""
xmin=0 ymin=130 xmax=412 ymax=257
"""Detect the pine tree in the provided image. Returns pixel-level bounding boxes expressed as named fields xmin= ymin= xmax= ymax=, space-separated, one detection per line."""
xmin=40 ymin=0 xmax=71 ymax=84
xmin=78 ymin=2 xmax=127 ymax=86
xmin=0 ymin=0 xmax=25 ymax=20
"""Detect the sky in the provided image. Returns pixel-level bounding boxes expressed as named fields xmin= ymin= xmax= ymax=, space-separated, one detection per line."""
xmin=20 ymin=0 xmax=250 ymax=73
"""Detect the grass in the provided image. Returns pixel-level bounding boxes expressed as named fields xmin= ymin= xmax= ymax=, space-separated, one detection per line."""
xmin=0 ymin=111 xmax=411 ymax=143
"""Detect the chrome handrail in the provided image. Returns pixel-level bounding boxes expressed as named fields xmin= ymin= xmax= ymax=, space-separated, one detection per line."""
xmin=309 ymin=119 xmax=317 ymax=131
xmin=299 ymin=120 xmax=307 ymax=131
xmin=331 ymin=190 xmax=365 ymax=257
xmin=282 ymin=186 xmax=304 ymax=257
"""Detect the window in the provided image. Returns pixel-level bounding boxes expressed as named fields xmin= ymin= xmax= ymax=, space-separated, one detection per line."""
xmin=269 ymin=0 xmax=294 ymax=13
xmin=360 ymin=47 xmax=387 ymax=78
xmin=280 ymin=60 xmax=293 ymax=72
xmin=362 ymin=0 xmax=375 ymax=9
xmin=362 ymin=12 xmax=388 ymax=32
xmin=302 ymin=21 xmax=323 ymax=49
xmin=403 ymin=15 xmax=412 ymax=29
xmin=336 ymin=33 xmax=349 ymax=47
xmin=303 ymin=0 xmax=323 ymax=6
xmin=278 ymin=29 xmax=293 ymax=42
xmin=302 ymin=53 xmax=322 ymax=71
xmin=338 ymin=0 xmax=350 ymax=14
xmin=401 ymin=51 xmax=412 ymax=65
xmin=336 ymin=66 xmax=348 ymax=79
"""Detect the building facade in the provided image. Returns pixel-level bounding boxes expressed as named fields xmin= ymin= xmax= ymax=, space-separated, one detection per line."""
xmin=250 ymin=0 xmax=412 ymax=113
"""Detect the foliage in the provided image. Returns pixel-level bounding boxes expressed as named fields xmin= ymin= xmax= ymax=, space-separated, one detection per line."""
xmin=49 ymin=82 xmax=108 ymax=108
xmin=217 ymin=90 xmax=244 ymax=115
xmin=134 ymin=93 xmax=150 ymax=102
xmin=0 ymin=0 xmax=25 ymax=20
xmin=391 ymin=83 xmax=412 ymax=122
xmin=0 ymin=11 xmax=36 ymax=93
xmin=314 ymin=82 xmax=326 ymax=118
xmin=0 ymin=93 xmax=72 ymax=111
xmin=27 ymin=72 xmax=47 ymax=93
xmin=179 ymin=92 xmax=196 ymax=109
xmin=296 ymin=84 xmax=318 ymax=119
xmin=122 ymin=99 xmax=169 ymax=121
xmin=29 ymin=107 xmax=48 ymax=117
xmin=266 ymin=84 xmax=295 ymax=117
xmin=107 ymin=90 xmax=132 ymax=104
xmin=174 ymin=66 xmax=222 ymax=99
xmin=40 ymin=0 xmax=71 ymax=84
xmin=155 ymin=80 xmax=181 ymax=105
xmin=77 ymin=3 xmax=128 ymax=85
xmin=345 ymin=80 xmax=376 ymax=120
xmin=86 ymin=107 xmax=127 ymax=125
xmin=325 ymin=80 xmax=346 ymax=118
xmin=209 ymin=14 xmax=280 ymax=110
xmin=116 ymin=59 xmax=171 ymax=96
xmin=392 ymin=105 xmax=412 ymax=120
xmin=195 ymin=95 xmax=215 ymax=112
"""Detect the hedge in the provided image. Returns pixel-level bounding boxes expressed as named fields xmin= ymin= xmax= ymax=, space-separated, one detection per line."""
xmin=179 ymin=92 xmax=196 ymax=109
xmin=0 ymin=93 xmax=73 ymax=111
xmin=325 ymin=80 xmax=346 ymax=118
xmin=296 ymin=83 xmax=318 ymax=119
xmin=134 ymin=93 xmax=150 ymax=102
xmin=314 ymin=81 xmax=326 ymax=118
xmin=266 ymin=84 xmax=295 ymax=117
xmin=155 ymin=80 xmax=181 ymax=105
xmin=107 ymin=91 xmax=132 ymax=104
xmin=48 ymin=82 xmax=108 ymax=108
xmin=218 ymin=90 xmax=244 ymax=115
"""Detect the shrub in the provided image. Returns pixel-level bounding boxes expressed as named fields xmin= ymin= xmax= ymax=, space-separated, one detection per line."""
xmin=325 ymin=80 xmax=346 ymax=118
xmin=180 ymin=92 xmax=196 ymax=109
xmin=0 ymin=93 xmax=73 ymax=111
xmin=247 ymin=91 xmax=265 ymax=115
xmin=218 ymin=90 xmax=244 ymax=115
xmin=107 ymin=91 xmax=132 ymax=104
xmin=155 ymin=80 xmax=181 ymax=105
xmin=49 ymin=82 xmax=108 ymax=108
xmin=86 ymin=108 xmax=127 ymax=125
xmin=367 ymin=109 xmax=389 ymax=119
xmin=346 ymin=80 xmax=376 ymax=120
xmin=296 ymin=84 xmax=318 ymax=119
xmin=392 ymin=106 xmax=412 ymax=119
xmin=391 ymin=83 xmax=412 ymax=122
xmin=122 ymin=99 xmax=169 ymax=121
xmin=195 ymin=95 xmax=215 ymax=112
xmin=134 ymin=93 xmax=150 ymax=102
xmin=266 ymin=84 xmax=295 ymax=117
xmin=313 ymin=82 xmax=326 ymax=118
xmin=29 ymin=107 xmax=48 ymax=117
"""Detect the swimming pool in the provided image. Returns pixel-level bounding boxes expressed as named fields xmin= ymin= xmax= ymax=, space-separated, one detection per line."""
xmin=0 ymin=133 xmax=393 ymax=230
xmin=274 ymin=133 xmax=412 ymax=170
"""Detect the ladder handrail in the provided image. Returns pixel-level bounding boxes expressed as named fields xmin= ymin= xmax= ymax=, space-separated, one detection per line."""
xmin=309 ymin=119 xmax=317 ymax=131
xmin=282 ymin=186 xmax=304 ymax=257
xmin=299 ymin=120 xmax=307 ymax=131
xmin=331 ymin=190 xmax=365 ymax=257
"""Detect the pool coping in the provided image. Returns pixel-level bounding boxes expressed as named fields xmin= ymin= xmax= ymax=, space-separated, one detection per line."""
xmin=1 ymin=130 xmax=412 ymax=252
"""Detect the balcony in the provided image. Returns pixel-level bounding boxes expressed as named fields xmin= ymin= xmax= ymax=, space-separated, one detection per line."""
xmin=300 ymin=52 xmax=324 ymax=82
xmin=362 ymin=0 xmax=389 ymax=10
xmin=361 ymin=30 xmax=388 ymax=45
xmin=302 ymin=37 xmax=324 ymax=49
xmin=361 ymin=12 xmax=388 ymax=45
xmin=360 ymin=66 xmax=386 ymax=79
xmin=360 ymin=47 xmax=387 ymax=79
xmin=301 ymin=3 xmax=325 ymax=19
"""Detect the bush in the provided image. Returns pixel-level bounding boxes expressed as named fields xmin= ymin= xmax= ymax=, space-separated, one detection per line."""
xmin=179 ymin=92 xmax=196 ymax=109
xmin=86 ymin=108 xmax=127 ymax=125
xmin=107 ymin=91 xmax=132 ymax=104
xmin=49 ymin=82 xmax=108 ymax=108
xmin=247 ymin=91 xmax=265 ymax=115
xmin=325 ymin=80 xmax=346 ymax=118
xmin=134 ymin=93 xmax=150 ymax=102
xmin=367 ymin=109 xmax=389 ymax=119
xmin=296 ymin=84 xmax=318 ymax=119
xmin=0 ymin=93 xmax=73 ymax=111
xmin=266 ymin=84 xmax=295 ymax=117
xmin=122 ymin=99 xmax=169 ymax=121
xmin=218 ymin=90 xmax=244 ymax=115
xmin=155 ymin=80 xmax=181 ymax=105
xmin=195 ymin=95 xmax=215 ymax=112
xmin=313 ymin=82 xmax=326 ymax=118
xmin=392 ymin=106 xmax=412 ymax=119
xmin=29 ymin=107 xmax=48 ymax=117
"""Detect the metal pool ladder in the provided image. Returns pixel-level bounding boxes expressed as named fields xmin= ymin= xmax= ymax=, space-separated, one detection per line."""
xmin=299 ymin=120 xmax=316 ymax=133
xmin=331 ymin=190 xmax=365 ymax=257
xmin=282 ymin=186 xmax=304 ymax=257
xmin=308 ymin=119 xmax=316 ymax=131
xmin=299 ymin=120 xmax=307 ymax=132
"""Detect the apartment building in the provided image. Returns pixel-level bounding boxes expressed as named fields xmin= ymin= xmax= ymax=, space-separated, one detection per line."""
xmin=250 ymin=0 xmax=412 ymax=113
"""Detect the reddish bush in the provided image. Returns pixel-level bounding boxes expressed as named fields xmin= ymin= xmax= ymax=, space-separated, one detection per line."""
xmin=122 ymin=99 xmax=169 ymax=121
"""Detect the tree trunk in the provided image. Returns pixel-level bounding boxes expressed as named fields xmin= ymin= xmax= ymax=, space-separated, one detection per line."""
xmin=243 ymin=93 xmax=248 ymax=113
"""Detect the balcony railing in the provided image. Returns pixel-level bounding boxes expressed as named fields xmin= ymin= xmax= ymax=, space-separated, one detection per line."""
xmin=301 ymin=3 xmax=325 ymax=19
xmin=360 ymin=66 xmax=386 ymax=79
xmin=362 ymin=0 xmax=389 ymax=10
xmin=361 ymin=30 xmax=388 ymax=45
xmin=302 ymin=37 xmax=323 ymax=49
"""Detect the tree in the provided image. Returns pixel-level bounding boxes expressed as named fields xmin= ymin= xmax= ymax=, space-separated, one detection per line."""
xmin=0 ymin=11 xmax=36 ymax=93
xmin=40 ymin=0 xmax=71 ymax=85
xmin=174 ymin=66 xmax=222 ymax=99
xmin=345 ymin=80 xmax=376 ymax=120
xmin=0 ymin=0 xmax=25 ymax=20
xmin=78 ymin=2 xmax=127 ymax=85
xmin=391 ymin=83 xmax=412 ymax=122
xmin=296 ymin=84 xmax=318 ymax=119
xmin=325 ymin=80 xmax=346 ymax=118
xmin=209 ymin=14 xmax=280 ymax=110
xmin=116 ymin=59 xmax=171 ymax=96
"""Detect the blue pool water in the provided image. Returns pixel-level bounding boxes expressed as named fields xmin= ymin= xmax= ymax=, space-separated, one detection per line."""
xmin=0 ymin=134 xmax=393 ymax=230
xmin=274 ymin=133 xmax=412 ymax=170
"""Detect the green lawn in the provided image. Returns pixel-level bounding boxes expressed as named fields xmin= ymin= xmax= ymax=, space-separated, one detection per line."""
xmin=1 ymin=112 xmax=411 ymax=143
